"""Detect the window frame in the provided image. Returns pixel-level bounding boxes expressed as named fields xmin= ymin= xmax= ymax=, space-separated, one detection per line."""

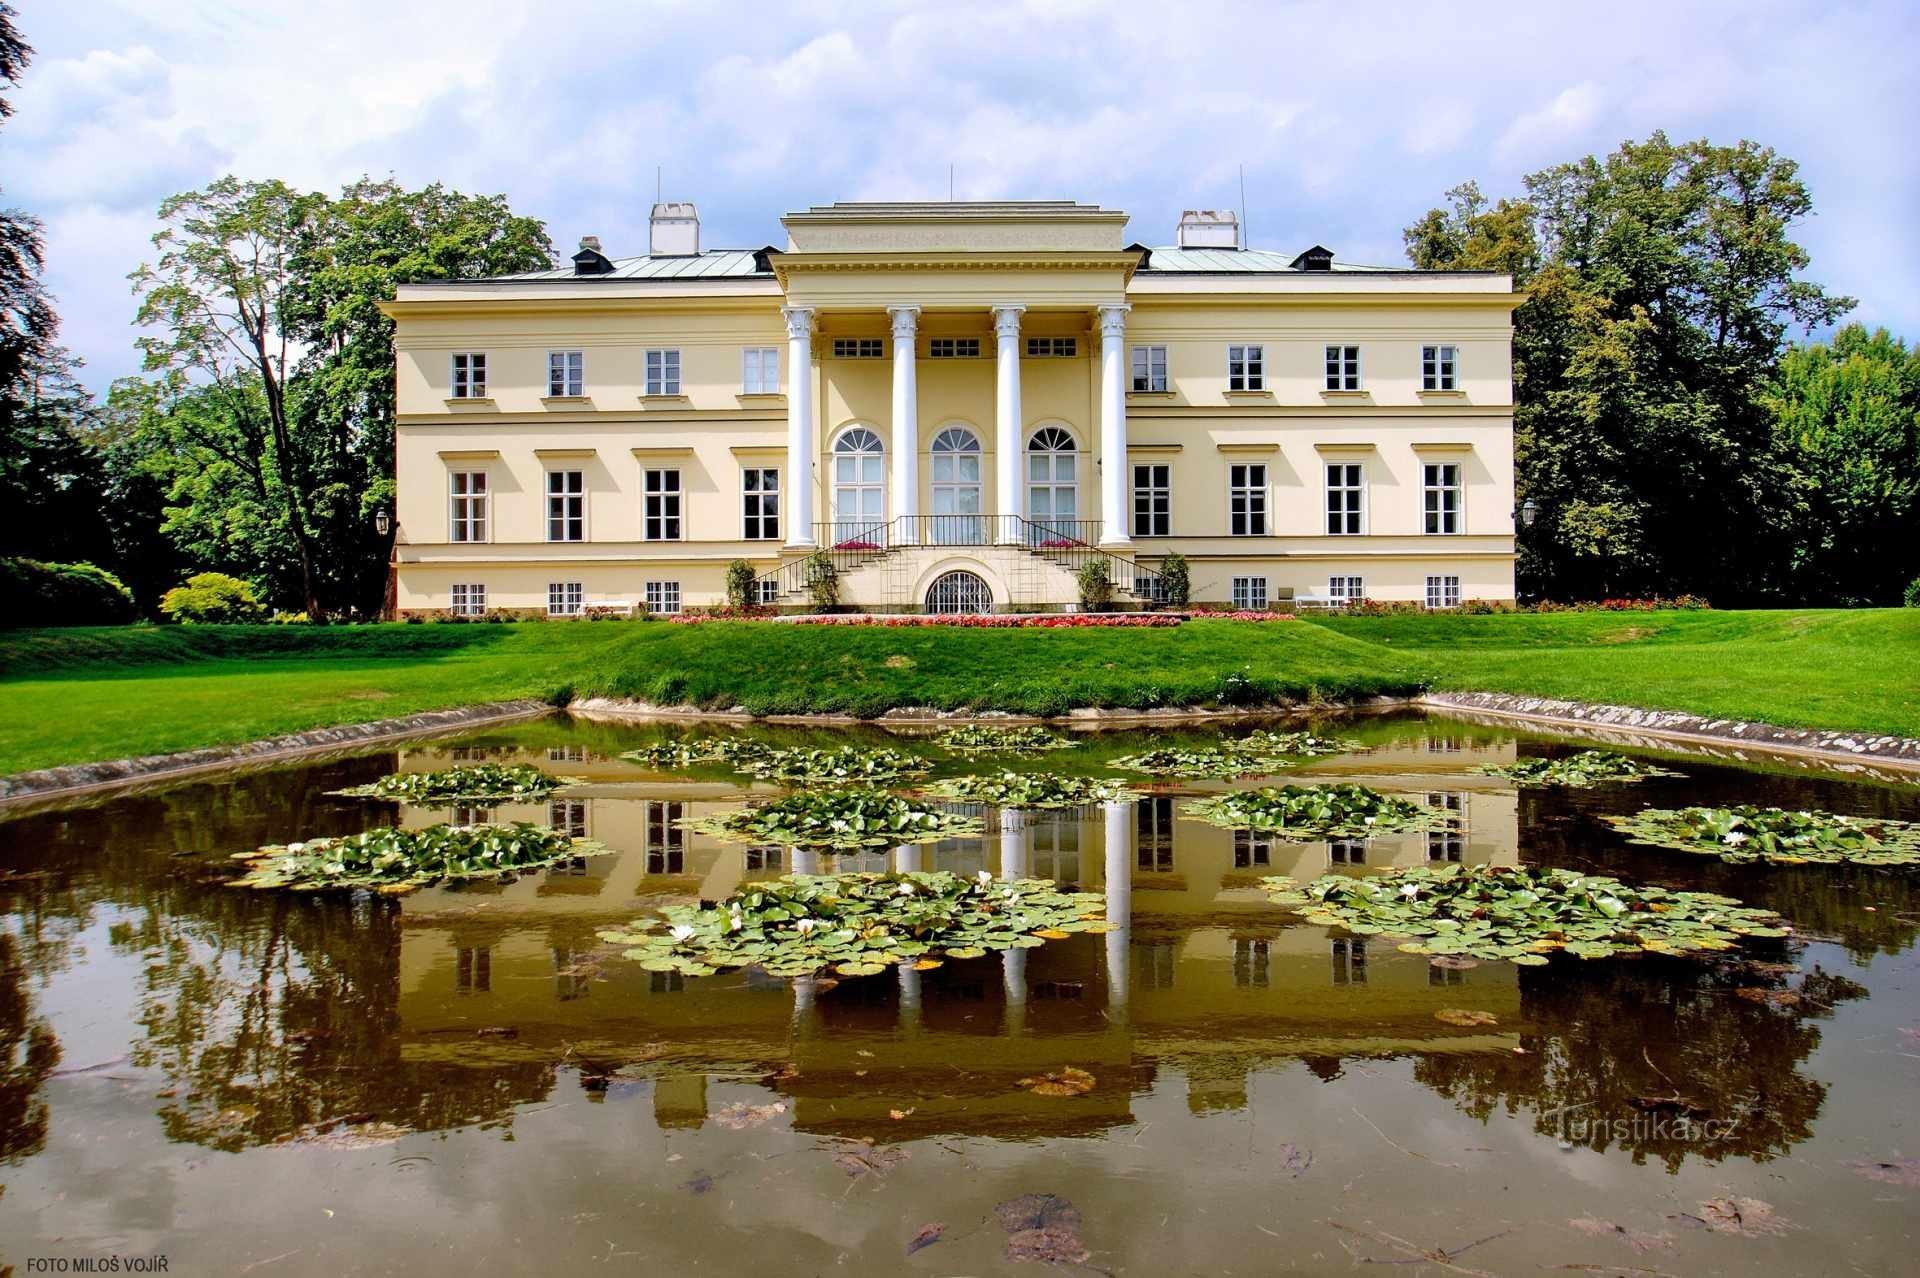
xmin=450 ymin=352 xmax=487 ymax=399
xmin=1025 ymin=336 xmax=1077 ymax=358
xmin=1228 ymin=462 xmax=1268 ymax=537
xmin=1325 ymin=461 xmax=1365 ymax=535
xmin=1130 ymin=344 xmax=1168 ymax=392
xmin=1227 ymin=343 xmax=1266 ymax=392
xmin=740 ymin=346 xmax=779 ymax=395
xmin=1328 ymin=575 xmax=1365 ymax=606
xmin=1231 ymin=575 xmax=1269 ymax=610
xmin=1424 ymin=574 xmax=1462 ymax=610
xmin=449 ymin=470 xmax=489 ymax=543
xmin=643 ymin=581 xmax=682 ymax=615
xmin=1323 ymin=344 xmax=1361 ymax=391
xmin=1421 ymin=343 xmax=1459 ymax=391
xmin=754 ymin=579 xmax=780 ymax=606
xmin=547 ymin=581 xmax=584 ymax=617
xmin=1131 ymin=462 xmax=1171 ymax=537
xmin=741 ymin=467 xmax=780 ymax=541
xmin=1422 ymin=461 xmax=1463 ymax=535
xmin=643 ymin=348 xmax=682 ymax=396
xmin=927 ymin=337 xmax=981 ymax=358
xmin=545 ymin=469 xmax=586 ymax=543
xmin=547 ymin=349 xmax=585 ymax=398
xmin=643 ymin=468 xmax=682 ymax=542
xmin=449 ymin=583 xmax=487 ymax=616
xmin=830 ymin=337 xmax=885 ymax=359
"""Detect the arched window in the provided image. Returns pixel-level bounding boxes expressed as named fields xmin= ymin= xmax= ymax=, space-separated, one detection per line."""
xmin=1026 ymin=426 xmax=1079 ymax=541
xmin=928 ymin=426 xmax=984 ymax=544
xmin=925 ymin=569 xmax=994 ymax=615
xmin=831 ymin=427 xmax=886 ymax=545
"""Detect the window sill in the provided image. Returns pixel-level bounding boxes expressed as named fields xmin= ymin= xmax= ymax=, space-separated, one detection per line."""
xmin=1223 ymin=390 xmax=1274 ymax=400
xmin=1417 ymin=389 xmax=1468 ymax=399
xmin=1127 ymin=390 xmax=1175 ymax=400
xmin=443 ymin=396 xmax=495 ymax=407
xmin=639 ymin=394 xmax=690 ymax=405
xmin=736 ymin=392 xmax=787 ymax=405
xmin=1319 ymin=389 xmax=1371 ymax=400
xmin=541 ymin=396 xmax=593 ymax=407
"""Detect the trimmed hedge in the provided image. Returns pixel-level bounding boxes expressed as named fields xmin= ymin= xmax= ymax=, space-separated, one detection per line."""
xmin=0 ymin=558 xmax=137 ymax=629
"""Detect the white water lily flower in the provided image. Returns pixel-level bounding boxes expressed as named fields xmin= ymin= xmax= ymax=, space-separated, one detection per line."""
xmin=1400 ymin=883 xmax=1422 ymax=898
xmin=977 ymin=870 xmax=993 ymax=885
xmin=1723 ymin=832 xmax=1749 ymax=846
xmin=794 ymin=918 xmax=818 ymax=935
xmin=286 ymin=842 xmax=306 ymax=853
xmin=1364 ymin=817 xmax=1377 ymax=826
xmin=896 ymin=881 xmax=917 ymax=896
xmin=669 ymin=924 xmax=697 ymax=943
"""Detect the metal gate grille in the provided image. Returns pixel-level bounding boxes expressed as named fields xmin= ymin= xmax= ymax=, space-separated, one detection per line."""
xmin=925 ymin=570 xmax=993 ymax=615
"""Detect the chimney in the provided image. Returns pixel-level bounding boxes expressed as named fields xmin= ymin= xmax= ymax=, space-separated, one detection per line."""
xmin=1175 ymin=209 xmax=1240 ymax=250
xmin=650 ymin=202 xmax=700 ymax=257
xmin=572 ymin=235 xmax=614 ymax=276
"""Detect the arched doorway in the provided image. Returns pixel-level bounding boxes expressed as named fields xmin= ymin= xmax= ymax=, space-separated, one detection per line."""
xmin=928 ymin=425 xmax=983 ymax=544
xmin=830 ymin=426 xmax=886 ymax=546
xmin=925 ymin=569 xmax=993 ymax=615
xmin=1026 ymin=426 xmax=1078 ymax=542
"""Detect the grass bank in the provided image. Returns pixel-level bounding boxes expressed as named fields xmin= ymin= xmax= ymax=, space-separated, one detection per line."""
xmin=0 ymin=609 xmax=1912 ymax=777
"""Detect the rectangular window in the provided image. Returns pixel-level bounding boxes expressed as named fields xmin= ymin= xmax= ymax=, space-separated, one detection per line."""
xmin=450 ymin=352 xmax=487 ymax=398
xmin=643 ymin=469 xmax=682 ymax=541
xmin=644 ymin=348 xmax=681 ymax=396
xmin=1423 ymin=462 xmax=1463 ymax=534
xmin=754 ymin=579 xmax=780 ymax=606
xmin=1229 ymin=463 xmax=1267 ymax=536
xmin=741 ymin=467 xmax=780 ymax=540
xmin=1026 ymin=336 xmax=1077 ymax=357
xmin=1324 ymin=344 xmax=1361 ymax=391
xmin=1329 ymin=838 xmax=1367 ymax=866
xmin=1425 ymin=574 xmax=1462 ymax=610
xmin=644 ymin=800 xmax=685 ymax=874
xmin=548 ymin=799 xmax=588 ymax=839
xmin=831 ymin=337 xmax=885 ymax=359
xmin=1325 ymin=462 xmax=1364 ymax=535
xmin=546 ymin=470 xmax=585 ymax=542
xmin=547 ymin=581 xmax=583 ymax=617
xmin=1426 ymin=791 xmax=1466 ymax=861
xmin=927 ymin=337 xmax=980 ymax=358
xmin=741 ymin=347 xmax=779 ymax=394
xmin=1228 ymin=343 xmax=1265 ymax=391
xmin=1131 ymin=463 xmax=1170 ymax=537
xmin=644 ymin=581 xmax=681 ymax=615
xmin=1231 ymin=576 xmax=1269 ymax=610
xmin=449 ymin=583 xmax=486 ymax=616
xmin=1332 ymin=937 xmax=1368 ymax=985
xmin=1130 ymin=344 xmax=1168 ymax=392
xmin=449 ymin=471 xmax=488 ymax=542
xmin=1421 ymin=344 xmax=1458 ymax=391
xmin=1328 ymin=575 xmax=1365 ymax=605
xmin=547 ymin=350 xmax=584 ymax=397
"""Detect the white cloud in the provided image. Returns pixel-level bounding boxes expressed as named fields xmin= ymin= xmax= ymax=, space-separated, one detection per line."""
xmin=1 ymin=0 xmax=1914 ymax=390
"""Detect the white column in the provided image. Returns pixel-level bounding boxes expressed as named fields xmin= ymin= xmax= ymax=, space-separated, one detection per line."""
xmin=998 ymin=808 xmax=1029 ymax=881
xmin=783 ymin=306 xmax=817 ymax=549
xmin=993 ymin=304 xmax=1026 ymax=543
xmin=1098 ymin=303 xmax=1132 ymax=547
xmin=889 ymin=306 xmax=920 ymax=545
xmin=1103 ymin=799 xmax=1134 ymax=1016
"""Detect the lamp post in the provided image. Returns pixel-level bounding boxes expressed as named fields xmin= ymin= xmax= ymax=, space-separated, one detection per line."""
xmin=374 ymin=507 xmax=395 ymax=621
xmin=1518 ymin=499 xmax=1538 ymax=529
xmin=374 ymin=507 xmax=391 ymax=538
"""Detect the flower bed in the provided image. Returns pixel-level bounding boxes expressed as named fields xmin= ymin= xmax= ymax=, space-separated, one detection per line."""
xmin=684 ymin=788 xmax=984 ymax=850
xmin=920 ymin=771 xmax=1137 ymax=810
xmin=1184 ymin=783 xmax=1435 ymax=838
xmin=332 ymin=763 xmax=577 ymax=804
xmin=229 ymin=823 xmax=609 ymax=892
xmin=1259 ymin=864 xmax=1789 ymax=963
xmin=599 ymin=870 xmax=1111 ymax=979
xmin=1477 ymin=750 xmax=1682 ymax=789
xmin=1604 ymin=805 xmax=1920 ymax=866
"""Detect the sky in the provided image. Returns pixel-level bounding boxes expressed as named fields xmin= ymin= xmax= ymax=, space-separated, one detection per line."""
xmin=7 ymin=0 xmax=1918 ymax=393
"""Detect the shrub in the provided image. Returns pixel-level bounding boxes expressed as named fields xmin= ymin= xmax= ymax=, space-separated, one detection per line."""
xmin=159 ymin=572 xmax=266 ymax=624
xmin=1905 ymin=577 xmax=1920 ymax=608
xmin=1157 ymin=552 xmax=1191 ymax=608
xmin=0 ymin=558 xmax=137 ymax=628
xmin=804 ymin=553 xmax=839 ymax=611
xmin=1076 ymin=560 xmax=1113 ymax=611
xmin=725 ymin=559 xmax=758 ymax=609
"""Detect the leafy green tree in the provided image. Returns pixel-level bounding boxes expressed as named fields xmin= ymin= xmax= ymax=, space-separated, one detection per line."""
xmin=1406 ymin=133 xmax=1853 ymax=601
xmin=1767 ymin=325 xmax=1920 ymax=604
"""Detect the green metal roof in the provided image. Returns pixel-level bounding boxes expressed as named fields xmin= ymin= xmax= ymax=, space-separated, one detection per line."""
xmin=480 ymin=249 xmax=771 ymax=282
xmin=1138 ymin=246 xmax=1398 ymax=273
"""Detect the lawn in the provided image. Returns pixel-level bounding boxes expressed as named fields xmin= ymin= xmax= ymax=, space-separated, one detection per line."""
xmin=0 ymin=609 xmax=1913 ymax=777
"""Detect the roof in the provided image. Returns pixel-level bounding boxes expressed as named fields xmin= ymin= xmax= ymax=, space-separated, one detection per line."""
xmin=472 ymin=249 xmax=771 ymax=283
xmin=1137 ymin=246 xmax=1402 ymax=274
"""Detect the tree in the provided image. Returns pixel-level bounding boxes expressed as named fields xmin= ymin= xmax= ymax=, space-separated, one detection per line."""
xmin=1768 ymin=325 xmax=1920 ymax=604
xmin=1405 ymin=133 xmax=1853 ymax=601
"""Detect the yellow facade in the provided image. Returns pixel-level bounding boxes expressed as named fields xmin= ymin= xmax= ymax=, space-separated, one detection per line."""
xmin=382 ymin=201 xmax=1518 ymax=614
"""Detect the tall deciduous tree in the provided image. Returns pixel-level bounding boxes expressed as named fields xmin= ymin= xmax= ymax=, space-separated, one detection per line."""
xmin=1405 ymin=132 xmax=1853 ymax=602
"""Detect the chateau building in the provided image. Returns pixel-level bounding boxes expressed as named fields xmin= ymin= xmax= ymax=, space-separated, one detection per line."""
xmin=380 ymin=200 xmax=1518 ymax=615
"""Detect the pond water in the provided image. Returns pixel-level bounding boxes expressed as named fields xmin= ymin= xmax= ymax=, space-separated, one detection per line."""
xmin=2 ymin=711 xmax=1917 ymax=1275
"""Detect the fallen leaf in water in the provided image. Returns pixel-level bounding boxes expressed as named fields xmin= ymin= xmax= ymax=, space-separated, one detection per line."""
xmin=831 ymin=1140 xmax=908 ymax=1179
xmin=711 ymin=1101 xmax=787 ymax=1130
xmin=995 ymin=1193 xmax=1081 ymax=1233
xmin=888 ymin=1107 xmax=915 ymax=1120
xmin=1034 ymin=928 xmax=1071 ymax=940
xmin=1428 ymin=956 xmax=1480 ymax=970
xmin=1434 ymin=1008 xmax=1499 ymax=1027
xmin=276 ymin=1120 xmax=411 ymax=1151
xmin=1675 ymin=1197 xmax=1792 ymax=1237
xmin=1568 ymin=1217 xmax=1675 ymax=1252
xmin=682 ymin=1171 xmax=720 ymax=1194
xmin=1006 ymin=1226 xmax=1091 ymax=1264
xmin=1733 ymin=987 xmax=1801 ymax=1007
xmin=1629 ymin=1094 xmax=1709 ymax=1119
xmin=905 ymin=1222 xmax=945 ymax=1255
xmin=1278 ymin=1143 xmax=1313 ymax=1177
xmin=1017 ymin=1066 xmax=1095 ymax=1097
xmin=912 ymin=959 xmax=943 ymax=970
xmin=475 ymin=1026 xmax=519 ymax=1039
xmin=1844 ymin=1158 xmax=1920 ymax=1187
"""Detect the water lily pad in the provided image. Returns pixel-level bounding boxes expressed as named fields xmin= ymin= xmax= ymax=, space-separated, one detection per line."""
xmin=332 ymin=763 xmax=578 ymax=804
xmin=1605 ymin=805 xmax=1920 ymax=866
xmin=936 ymin=724 xmax=1075 ymax=755
xmin=685 ymin=788 xmax=982 ymax=850
xmin=1477 ymin=750 xmax=1681 ymax=788
xmin=1185 ymin=784 xmax=1436 ymax=839
xmin=227 ymin=823 xmax=609 ymax=891
xmin=920 ymin=771 xmax=1137 ymax=810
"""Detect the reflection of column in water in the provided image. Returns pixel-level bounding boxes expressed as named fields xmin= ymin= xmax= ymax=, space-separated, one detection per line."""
xmin=1002 ymin=945 xmax=1027 ymax=1035
xmin=893 ymin=844 xmax=923 ymax=874
xmin=791 ymin=975 xmax=819 ymax=1037
xmin=1103 ymin=800 xmax=1133 ymax=1014
xmin=897 ymin=961 xmax=922 ymax=1034
xmin=793 ymin=848 xmax=820 ymax=876
xmin=999 ymin=808 xmax=1029 ymax=880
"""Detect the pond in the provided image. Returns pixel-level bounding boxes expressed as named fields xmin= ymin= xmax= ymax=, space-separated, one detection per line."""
xmin=1 ymin=710 xmax=1916 ymax=1274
